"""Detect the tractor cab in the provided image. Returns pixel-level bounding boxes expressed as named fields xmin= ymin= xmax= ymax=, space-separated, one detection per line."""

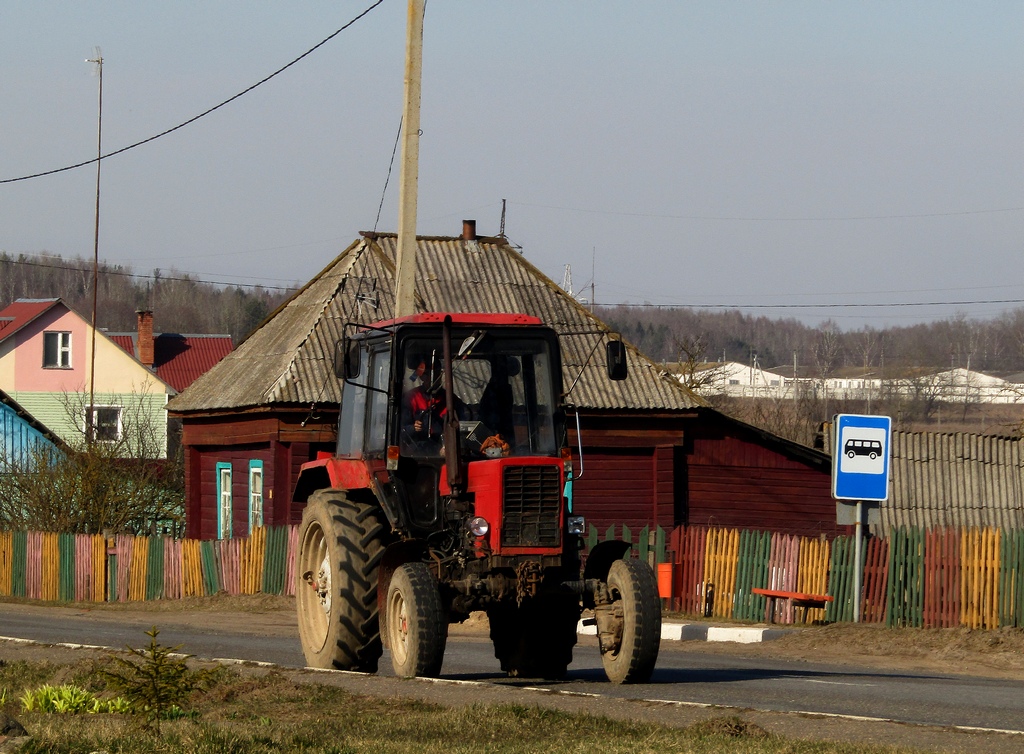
xmin=299 ymin=313 xmax=566 ymax=544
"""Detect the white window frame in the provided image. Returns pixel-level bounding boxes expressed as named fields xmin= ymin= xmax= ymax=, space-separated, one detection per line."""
xmin=248 ymin=460 xmax=264 ymax=531
xmin=84 ymin=405 xmax=122 ymax=443
xmin=43 ymin=331 xmax=72 ymax=369
xmin=217 ymin=462 xmax=233 ymax=539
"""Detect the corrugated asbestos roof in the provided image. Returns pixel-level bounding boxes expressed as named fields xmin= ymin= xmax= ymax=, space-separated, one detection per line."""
xmin=168 ymin=234 xmax=703 ymax=414
xmin=822 ymin=425 xmax=1024 ymax=531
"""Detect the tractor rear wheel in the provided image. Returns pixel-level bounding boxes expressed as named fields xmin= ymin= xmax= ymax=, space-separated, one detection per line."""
xmin=600 ymin=558 xmax=661 ymax=684
xmin=386 ymin=563 xmax=448 ymax=677
xmin=488 ymin=594 xmax=580 ymax=680
xmin=296 ymin=491 xmax=390 ymax=672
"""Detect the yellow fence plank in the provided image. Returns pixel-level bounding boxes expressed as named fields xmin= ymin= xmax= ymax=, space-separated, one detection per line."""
xmin=0 ymin=531 xmax=12 ymax=597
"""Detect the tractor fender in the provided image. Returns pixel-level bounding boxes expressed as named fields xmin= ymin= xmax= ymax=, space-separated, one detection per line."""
xmin=378 ymin=540 xmax=428 ymax=649
xmin=293 ymin=457 xmax=374 ymax=503
xmin=584 ymin=540 xmax=633 ymax=583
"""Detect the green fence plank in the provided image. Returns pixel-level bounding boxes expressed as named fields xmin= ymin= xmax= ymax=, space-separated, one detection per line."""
xmin=655 ymin=526 xmax=666 ymax=565
xmin=200 ymin=540 xmax=219 ymax=596
xmin=264 ymin=526 xmax=286 ymax=595
xmin=107 ymin=552 xmax=117 ymax=603
xmin=147 ymin=537 xmax=164 ymax=601
xmin=587 ymin=525 xmax=599 ymax=553
xmin=11 ymin=531 xmax=27 ymax=598
xmin=638 ymin=526 xmax=649 ymax=564
xmin=732 ymin=529 xmax=751 ymax=620
xmin=735 ymin=529 xmax=767 ymax=622
xmin=826 ymin=536 xmax=850 ymax=623
xmin=261 ymin=527 xmax=277 ymax=595
xmin=58 ymin=533 xmax=75 ymax=602
xmin=604 ymin=525 xmax=615 ymax=545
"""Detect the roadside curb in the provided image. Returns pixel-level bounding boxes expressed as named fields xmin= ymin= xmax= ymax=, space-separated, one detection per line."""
xmin=578 ymin=621 xmax=791 ymax=643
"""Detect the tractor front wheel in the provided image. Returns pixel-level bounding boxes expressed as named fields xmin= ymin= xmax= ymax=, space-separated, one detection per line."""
xmin=599 ymin=558 xmax=661 ymax=684
xmin=386 ymin=563 xmax=448 ymax=677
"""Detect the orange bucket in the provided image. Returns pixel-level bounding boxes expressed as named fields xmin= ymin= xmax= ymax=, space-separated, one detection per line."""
xmin=657 ymin=563 xmax=673 ymax=599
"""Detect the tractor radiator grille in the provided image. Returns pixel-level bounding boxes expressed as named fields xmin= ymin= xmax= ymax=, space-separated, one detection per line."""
xmin=501 ymin=465 xmax=561 ymax=548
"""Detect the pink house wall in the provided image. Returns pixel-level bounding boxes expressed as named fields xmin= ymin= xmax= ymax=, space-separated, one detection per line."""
xmin=13 ymin=308 xmax=89 ymax=392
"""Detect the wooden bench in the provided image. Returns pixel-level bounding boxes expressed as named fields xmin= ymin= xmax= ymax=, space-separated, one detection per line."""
xmin=751 ymin=588 xmax=834 ymax=624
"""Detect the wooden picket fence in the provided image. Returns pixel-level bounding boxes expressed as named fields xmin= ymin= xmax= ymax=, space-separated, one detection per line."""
xmin=1 ymin=521 xmax=1023 ymax=629
xmin=0 ymin=526 xmax=298 ymax=603
xmin=591 ymin=523 xmax=1024 ymax=629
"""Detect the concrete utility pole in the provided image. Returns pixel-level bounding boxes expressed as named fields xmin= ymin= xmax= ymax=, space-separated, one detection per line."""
xmin=394 ymin=0 xmax=424 ymax=319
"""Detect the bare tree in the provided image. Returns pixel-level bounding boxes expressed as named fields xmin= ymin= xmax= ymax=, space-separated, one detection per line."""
xmin=669 ymin=333 xmax=728 ymax=397
xmin=0 ymin=389 xmax=183 ymax=534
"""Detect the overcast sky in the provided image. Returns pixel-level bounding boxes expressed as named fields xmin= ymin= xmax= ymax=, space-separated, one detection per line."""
xmin=2 ymin=2 xmax=1021 ymax=330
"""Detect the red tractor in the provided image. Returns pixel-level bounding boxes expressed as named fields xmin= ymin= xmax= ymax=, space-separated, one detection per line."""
xmin=292 ymin=312 xmax=660 ymax=682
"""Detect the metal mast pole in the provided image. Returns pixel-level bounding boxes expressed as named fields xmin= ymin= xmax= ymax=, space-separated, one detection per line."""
xmin=87 ymin=50 xmax=103 ymax=444
xmin=394 ymin=0 xmax=424 ymax=319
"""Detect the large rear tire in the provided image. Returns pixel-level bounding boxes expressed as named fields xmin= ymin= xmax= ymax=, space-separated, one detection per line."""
xmin=488 ymin=594 xmax=580 ymax=680
xmin=296 ymin=491 xmax=390 ymax=672
xmin=386 ymin=563 xmax=448 ymax=677
xmin=600 ymin=558 xmax=661 ymax=684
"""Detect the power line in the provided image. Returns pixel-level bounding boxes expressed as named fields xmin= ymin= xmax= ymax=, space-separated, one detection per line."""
xmin=509 ymin=199 xmax=1024 ymax=223
xmin=9 ymin=252 xmax=1024 ymax=311
xmin=0 ymin=255 xmax=299 ymax=292
xmin=0 ymin=1 xmax=384 ymax=185
xmin=597 ymin=298 xmax=1024 ymax=311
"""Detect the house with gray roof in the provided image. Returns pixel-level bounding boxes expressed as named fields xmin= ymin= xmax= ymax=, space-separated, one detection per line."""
xmin=169 ymin=224 xmax=838 ymax=540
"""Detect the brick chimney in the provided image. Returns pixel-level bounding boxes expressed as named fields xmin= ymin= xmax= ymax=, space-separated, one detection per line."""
xmin=136 ymin=310 xmax=154 ymax=368
xmin=462 ymin=219 xmax=477 ymax=241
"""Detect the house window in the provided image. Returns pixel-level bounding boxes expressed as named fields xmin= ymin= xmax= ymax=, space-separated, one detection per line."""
xmin=217 ymin=462 xmax=233 ymax=539
xmin=728 ymin=379 xmax=740 ymax=385
xmin=86 ymin=406 xmax=121 ymax=442
xmin=249 ymin=460 xmax=264 ymax=530
xmin=43 ymin=331 xmax=72 ymax=368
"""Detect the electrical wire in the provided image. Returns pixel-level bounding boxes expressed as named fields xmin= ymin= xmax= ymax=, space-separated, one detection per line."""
xmin=0 ymin=1 xmax=385 ymax=185
xmin=597 ymin=298 xmax=1024 ymax=310
xmin=0 ymin=255 xmax=298 ymax=292
xmin=373 ymin=117 xmax=403 ymax=233
xmin=508 ymin=199 xmax=1024 ymax=223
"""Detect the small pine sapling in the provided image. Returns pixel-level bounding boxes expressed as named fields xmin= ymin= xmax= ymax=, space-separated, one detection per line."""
xmin=101 ymin=626 xmax=211 ymax=733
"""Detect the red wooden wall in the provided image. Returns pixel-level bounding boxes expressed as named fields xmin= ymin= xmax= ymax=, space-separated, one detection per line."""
xmin=684 ymin=416 xmax=838 ymax=537
xmin=179 ymin=407 xmax=837 ymax=540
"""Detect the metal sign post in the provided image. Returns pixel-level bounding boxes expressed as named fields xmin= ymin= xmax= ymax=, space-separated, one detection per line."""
xmin=832 ymin=414 xmax=892 ymax=623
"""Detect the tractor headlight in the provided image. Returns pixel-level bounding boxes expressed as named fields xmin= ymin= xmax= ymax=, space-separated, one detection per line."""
xmin=567 ymin=515 xmax=585 ymax=535
xmin=468 ymin=516 xmax=490 ymax=537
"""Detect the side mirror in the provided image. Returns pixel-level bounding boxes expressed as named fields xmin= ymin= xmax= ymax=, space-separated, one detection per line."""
xmin=606 ymin=340 xmax=627 ymax=381
xmin=335 ymin=339 xmax=361 ymax=379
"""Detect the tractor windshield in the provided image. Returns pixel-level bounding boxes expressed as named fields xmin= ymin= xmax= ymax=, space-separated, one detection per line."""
xmin=399 ymin=331 xmax=560 ymax=458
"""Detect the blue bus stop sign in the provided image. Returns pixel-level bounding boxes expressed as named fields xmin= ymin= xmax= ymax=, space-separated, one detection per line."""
xmin=832 ymin=414 xmax=891 ymax=502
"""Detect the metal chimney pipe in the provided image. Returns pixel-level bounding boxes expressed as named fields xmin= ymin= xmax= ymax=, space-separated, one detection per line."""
xmin=462 ymin=219 xmax=476 ymax=241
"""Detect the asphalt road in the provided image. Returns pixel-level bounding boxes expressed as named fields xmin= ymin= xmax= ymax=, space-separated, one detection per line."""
xmin=2 ymin=605 xmax=1023 ymax=736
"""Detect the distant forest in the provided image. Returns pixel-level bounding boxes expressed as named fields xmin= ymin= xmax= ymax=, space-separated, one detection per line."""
xmin=5 ymin=251 xmax=1024 ymax=376
xmin=0 ymin=253 xmax=293 ymax=344
xmin=597 ymin=305 xmax=1024 ymax=376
